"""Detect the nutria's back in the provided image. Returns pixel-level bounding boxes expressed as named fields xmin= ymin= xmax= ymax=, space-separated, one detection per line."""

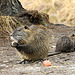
xmin=11 ymin=25 xmax=50 ymax=60
xmin=56 ymin=36 xmax=74 ymax=52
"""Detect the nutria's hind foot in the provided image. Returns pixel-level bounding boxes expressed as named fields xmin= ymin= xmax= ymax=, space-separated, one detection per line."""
xmin=17 ymin=59 xmax=32 ymax=64
xmin=18 ymin=59 xmax=46 ymax=64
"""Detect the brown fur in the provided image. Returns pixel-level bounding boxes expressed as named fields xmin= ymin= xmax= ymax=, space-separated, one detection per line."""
xmin=56 ymin=36 xmax=74 ymax=52
xmin=10 ymin=25 xmax=50 ymax=60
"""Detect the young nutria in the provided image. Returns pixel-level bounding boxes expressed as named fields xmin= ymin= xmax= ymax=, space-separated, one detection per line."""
xmin=10 ymin=25 xmax=50 ymax=60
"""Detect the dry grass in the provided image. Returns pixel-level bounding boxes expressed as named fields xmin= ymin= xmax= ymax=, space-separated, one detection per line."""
xmin=0 ymin=16 xmax=13 ymax=37
xmin=0 ymin=16 xmax=22 ymax=37
xmin=19 ymin=0 xmax=75 ymax=27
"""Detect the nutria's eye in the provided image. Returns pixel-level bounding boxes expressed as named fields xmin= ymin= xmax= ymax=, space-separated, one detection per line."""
xmin=72 ymin=34 xmax=75 ymax=37
xmin=24 ymin=26 xmax=29 ymax=29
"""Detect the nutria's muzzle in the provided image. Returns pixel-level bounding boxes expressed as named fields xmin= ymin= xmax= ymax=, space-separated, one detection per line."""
xmin=11 ymin=41 xmax=18 ymax=47
xmin=10 ymin=35 xmax=18 ymax=47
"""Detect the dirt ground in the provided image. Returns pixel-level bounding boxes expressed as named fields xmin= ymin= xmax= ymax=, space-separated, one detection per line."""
xmin=0 ymin=25 xmax=75 ymax=75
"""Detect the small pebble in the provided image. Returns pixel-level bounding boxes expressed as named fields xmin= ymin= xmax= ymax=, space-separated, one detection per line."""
xmin=43 ymin=60 xmax=52 ymax=66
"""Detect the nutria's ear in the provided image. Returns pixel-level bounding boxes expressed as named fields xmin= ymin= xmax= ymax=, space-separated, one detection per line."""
xmin=24 ymin=26 xmax=29 ymax=29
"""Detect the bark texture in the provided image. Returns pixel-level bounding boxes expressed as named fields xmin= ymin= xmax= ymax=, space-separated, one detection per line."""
xmin=0 ymin=0 xmax=25 ymax=16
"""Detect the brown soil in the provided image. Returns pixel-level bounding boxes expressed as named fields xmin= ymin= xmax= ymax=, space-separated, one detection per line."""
xmin=0 ymin=25 xmax=75 ymax=75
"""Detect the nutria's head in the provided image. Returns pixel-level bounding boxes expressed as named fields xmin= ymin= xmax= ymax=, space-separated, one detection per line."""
xmin=70 ymin=34 xmax=75 ymax=49
xmin=10 ymin=25 xmax=31 ymax=47
xmin=10 ymin=25 xmax=47 ymax=47
xmin=70 ymin=34 xmax=75 ymax=42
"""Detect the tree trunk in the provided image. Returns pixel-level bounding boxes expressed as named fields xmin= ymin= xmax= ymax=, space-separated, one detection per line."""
xmin=0 ymin=0 xmax=25 ymax=16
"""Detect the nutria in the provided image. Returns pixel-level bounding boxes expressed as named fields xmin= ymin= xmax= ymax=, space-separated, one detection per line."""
xmin=10 ymin=25 xmax=50 ymax=60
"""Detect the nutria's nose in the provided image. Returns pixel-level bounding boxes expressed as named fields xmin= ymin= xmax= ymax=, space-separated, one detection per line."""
xmin=11 ymin=42 xmax=18 ymax=47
